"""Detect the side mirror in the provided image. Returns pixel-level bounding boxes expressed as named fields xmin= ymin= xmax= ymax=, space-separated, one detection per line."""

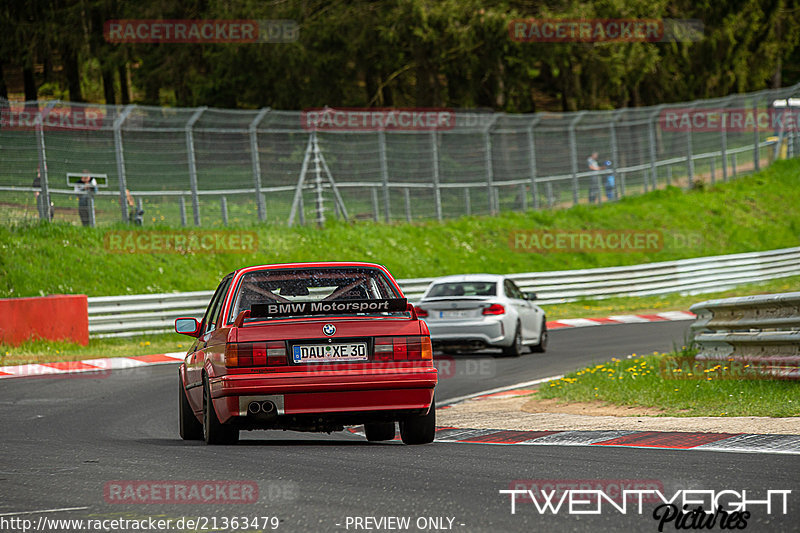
xmin=175 ymin=317 xmax=201 ymax=337
xmin=525 ymin=292 xmax=537 ymax=301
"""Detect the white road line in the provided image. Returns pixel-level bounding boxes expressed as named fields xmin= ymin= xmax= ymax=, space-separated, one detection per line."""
xmin=0 ymin=506 xmax=89 ymax=517
xmin=439 ymin=375 xmax=564 ymax=407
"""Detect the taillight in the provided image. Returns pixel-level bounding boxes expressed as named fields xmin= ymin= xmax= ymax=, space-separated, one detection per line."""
xmin=373 ymin=336 xmax=432 ymax=361
xmin=482 ymin=304 xmax=506 ymax=315
xmin=226 ymin=342 xmax=287 ymax=368
xmin=415 ymin=306 xmax=428 ymax=317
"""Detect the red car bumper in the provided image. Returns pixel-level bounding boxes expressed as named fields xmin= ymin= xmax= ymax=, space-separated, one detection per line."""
xmin=209 ymin=367 xmax=438 ymax=423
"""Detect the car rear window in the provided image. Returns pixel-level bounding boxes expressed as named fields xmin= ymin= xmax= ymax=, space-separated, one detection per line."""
xmin=228 ymin=267 xmax=401 ymax=321
xmin=427 ymin=281 xmax=497 ymax=297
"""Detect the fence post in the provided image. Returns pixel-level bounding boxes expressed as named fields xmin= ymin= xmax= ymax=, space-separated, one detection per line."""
xmin=221 ymin=196 xmax=228 ymax=226
xmin=527 ymin=116 xmax=541 ymax=209
xmin=648 ymin=106 xmax=663 ymax=191
xmin=464 ymin=188 xmax=471 ymax=215
xmin=732 ymin=153 xmax=737 ymax=178
xmin=179 ymin=196 xmax=187 ymax=227
xmin=88 ymin=196 xmax=96 ymax=227
xmin=35 ymin=101 xmax=58 ymax=222
xmin=610 ymin=109 xmax=623 ymax=197
xmin=404 ymin=188 xmax=412 ymax=222
xmin=686 ymin=102 xmax=697 ymax=188
xmin=185 ymin=106 xmax=206 ymax=226
xmin=113 ymin=104 xmax=136 ymax=223
xmin=378 ymin=129 xmax=391 ymax=222
xmin=431 ymin=131 xmax=443 ymax=221
xmin=721 ymin=96 xmax=729 ymax=182
xmin=249 ymin=107 xmax=270 ymax=222
xmin=484 ymin=115 xmax=499 ymax=214
xmin=710 ymin=159 xmax=716 ymax=185
xmin=753 ymin=96 xmax=761 ymax=172
xmin=569 ymin=111 xmax=587 ymax=205
xmin=371 ymin=188 xmax=380 ymax=222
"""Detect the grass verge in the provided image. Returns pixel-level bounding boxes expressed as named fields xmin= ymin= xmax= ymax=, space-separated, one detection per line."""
xmin=1 ymin=159 xmax=799 ymax=298
xmin=536 ymin=348 xmax=800 ymax=417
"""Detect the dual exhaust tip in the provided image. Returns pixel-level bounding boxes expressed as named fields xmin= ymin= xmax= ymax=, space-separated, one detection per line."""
xmin=247 ymin=401 xmax=277 ymax=415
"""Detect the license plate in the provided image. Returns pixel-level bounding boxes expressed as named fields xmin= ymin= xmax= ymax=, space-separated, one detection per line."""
xmin=291 ymin=342 xmax=368 ymax=363
xmin=439 ymin=310 xmax=472 ymax=319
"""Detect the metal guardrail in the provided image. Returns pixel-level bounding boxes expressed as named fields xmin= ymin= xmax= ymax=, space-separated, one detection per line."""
xmin=87 ymin=246 xmax=800 ymax=338
xmin=690 ymin=291 xmax=800 ymax=380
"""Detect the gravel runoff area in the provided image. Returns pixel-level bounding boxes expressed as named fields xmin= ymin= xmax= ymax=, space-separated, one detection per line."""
xmin=438 ymin=395 xmax=800 ymax=435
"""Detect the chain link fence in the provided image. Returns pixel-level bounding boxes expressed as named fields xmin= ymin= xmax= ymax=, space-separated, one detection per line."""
xmin=2 ymin=83 xmax=799 ymax=228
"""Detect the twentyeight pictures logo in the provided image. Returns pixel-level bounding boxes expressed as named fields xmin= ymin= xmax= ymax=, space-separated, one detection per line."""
xmin=104 ymin=19 xmax=298 ymax=43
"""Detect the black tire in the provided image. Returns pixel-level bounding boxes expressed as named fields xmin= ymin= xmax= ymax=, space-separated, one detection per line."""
xmin=202 ymin=375 xmax=239 ymax=445
xmin=501 ymin=323 xmax=523 ymax=357
xmin=399 ymin=396 xmax=436 ymax=445
xmin=531 ymin=320 xmax=548 ymax=353
xmin=364 ymin=422 xmax=396 ymax=442
xmin=179 ymin=373 xmax=203 ymax=440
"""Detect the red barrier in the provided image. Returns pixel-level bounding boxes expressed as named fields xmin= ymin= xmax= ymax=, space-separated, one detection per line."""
xmin=0 ymin=295 xmax=89 ymax=346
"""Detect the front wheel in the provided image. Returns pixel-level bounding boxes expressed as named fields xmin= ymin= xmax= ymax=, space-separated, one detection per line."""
xmin=202 ymin=375 xmax=239 ymax=445
xmin=399 ymin=396 xmax=436 ymax=445
xmin=179 ymin=372 xmax=203 ymax=440
xmin=364 ymin=422 xmax=396 ymax=442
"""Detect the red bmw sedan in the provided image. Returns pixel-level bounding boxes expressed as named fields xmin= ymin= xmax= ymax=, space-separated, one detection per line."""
xmin=176 ymin=262 xmax=438 ymax=445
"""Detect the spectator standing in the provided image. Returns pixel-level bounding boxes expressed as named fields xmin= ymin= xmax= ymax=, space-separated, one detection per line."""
xmin=587 ymin=151 xmax=602 ymax=203
xmin=75 ymin=170 xmax=97 ymax=226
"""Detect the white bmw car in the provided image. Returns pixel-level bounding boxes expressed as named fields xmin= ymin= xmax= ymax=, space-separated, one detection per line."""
xmin=415 ymin=274 xmax=547 ymax=356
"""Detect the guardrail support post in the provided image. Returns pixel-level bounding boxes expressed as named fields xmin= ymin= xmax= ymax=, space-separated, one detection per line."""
xmin=221 ymin=196 xmax=228 ymax=226
xmin=185 ymin=107 xmax=206 ymax=227
xmin=249 ymin=107 xmax=270 ymax=222
xmin=113 ymin=104 xmax=136 ymax=223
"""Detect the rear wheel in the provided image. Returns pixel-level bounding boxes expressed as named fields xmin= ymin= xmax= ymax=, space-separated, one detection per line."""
xmin=202 ymin=375 xmax=239 ymax=445
xmin=531 ymin=320 xmax=548 ymax=353
xmin=501 ymin=324 xmax=523 ymax=357
xmin=364 ymin=422 xmax=396 ymax=442
xmin=179 ymin=372 xmax=203 ymax=440
xmin=399 ymin=397 xmax=436 ymax=445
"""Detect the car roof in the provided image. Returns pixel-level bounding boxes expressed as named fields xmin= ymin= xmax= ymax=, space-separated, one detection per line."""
xmin=429 ymin=274 xmax=504 ymax=283
xmin=229 ymin=261 xmax=391 ymax=277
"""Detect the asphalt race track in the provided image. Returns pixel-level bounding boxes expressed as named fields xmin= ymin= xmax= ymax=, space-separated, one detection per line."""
xmin=1 ymin=321 xmax=798 ymax=532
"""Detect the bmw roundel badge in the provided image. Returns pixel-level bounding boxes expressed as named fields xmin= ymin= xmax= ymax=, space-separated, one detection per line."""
xmin=323 ymin=324 xmax=336 ymax=336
